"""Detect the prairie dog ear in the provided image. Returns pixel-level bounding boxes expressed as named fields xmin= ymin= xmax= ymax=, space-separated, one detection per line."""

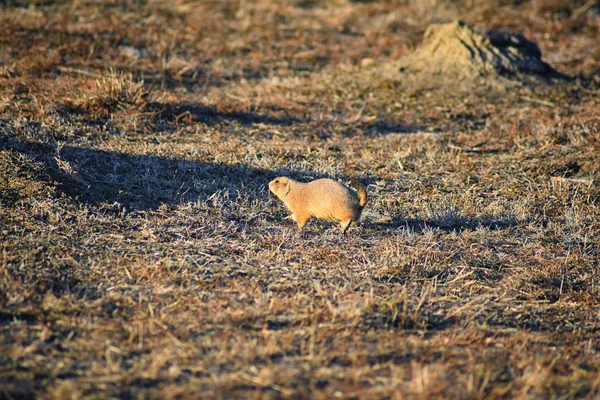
xmin=283 ymin=178 xmax=291 ymax=196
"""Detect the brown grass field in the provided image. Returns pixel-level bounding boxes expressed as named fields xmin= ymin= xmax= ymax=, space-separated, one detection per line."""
xmin=1 ymin=1 xmax=600 ymax=398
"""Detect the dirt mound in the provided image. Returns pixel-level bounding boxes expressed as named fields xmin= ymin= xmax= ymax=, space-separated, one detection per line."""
xmin=398 ymin=21 xmax=562 ymax=80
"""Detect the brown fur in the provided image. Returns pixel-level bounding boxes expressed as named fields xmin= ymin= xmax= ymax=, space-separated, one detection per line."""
xmin=269 ymin=177 xmax=367 ymax=233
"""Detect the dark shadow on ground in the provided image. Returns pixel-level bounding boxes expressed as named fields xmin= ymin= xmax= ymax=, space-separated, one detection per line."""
xmin=1 ymin=135 xmax=372 ymax=212
xmin=1 ymin=136 xmax=263 ymax=211
xmin=362 ymin=303 xmax=456 ymax=332
xmin=147 ymin=102 xmax=302 ymax=128
xmin=358 ymin=120 xmax=420 ymax=136
xmin=372 ymin=214 xmax=519 ymax=233
xmin=56 ymin=101 xmax=304 ymax=138
xmin=147 ymin=102 xmax=423 ymax=138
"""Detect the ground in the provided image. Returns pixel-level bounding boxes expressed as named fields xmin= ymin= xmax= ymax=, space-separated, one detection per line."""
xmin=1 ymin=1 xmax=600 ymax=399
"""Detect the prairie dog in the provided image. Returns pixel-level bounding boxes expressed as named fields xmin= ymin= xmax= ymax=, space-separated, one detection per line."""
xmin=269 ymin=177 xmax=367 ymax=233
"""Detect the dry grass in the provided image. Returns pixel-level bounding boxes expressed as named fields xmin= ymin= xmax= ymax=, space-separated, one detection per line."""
xmin=1 ymin=1 xmax=600 ymax=399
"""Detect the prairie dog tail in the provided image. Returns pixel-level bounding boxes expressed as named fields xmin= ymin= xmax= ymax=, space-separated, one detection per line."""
xmin=350 ymin=179 xmax=367 ymax=207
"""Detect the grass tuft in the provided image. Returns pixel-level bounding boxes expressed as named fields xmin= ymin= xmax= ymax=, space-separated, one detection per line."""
xmin=74 ymin=70 xmax=148 ymax=118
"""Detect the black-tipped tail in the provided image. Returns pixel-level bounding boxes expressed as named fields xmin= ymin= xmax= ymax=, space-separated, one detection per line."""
xmin=350 ymin=179 xmax=367 ymax=207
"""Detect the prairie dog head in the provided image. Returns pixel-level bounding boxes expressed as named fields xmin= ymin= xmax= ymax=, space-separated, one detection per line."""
xmin=269 ymin=176 xmax=291 ymax=199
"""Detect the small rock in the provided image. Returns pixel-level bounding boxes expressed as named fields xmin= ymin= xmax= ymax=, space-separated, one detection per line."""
xmin=361 ymin=58 xmax=375 ymax=68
